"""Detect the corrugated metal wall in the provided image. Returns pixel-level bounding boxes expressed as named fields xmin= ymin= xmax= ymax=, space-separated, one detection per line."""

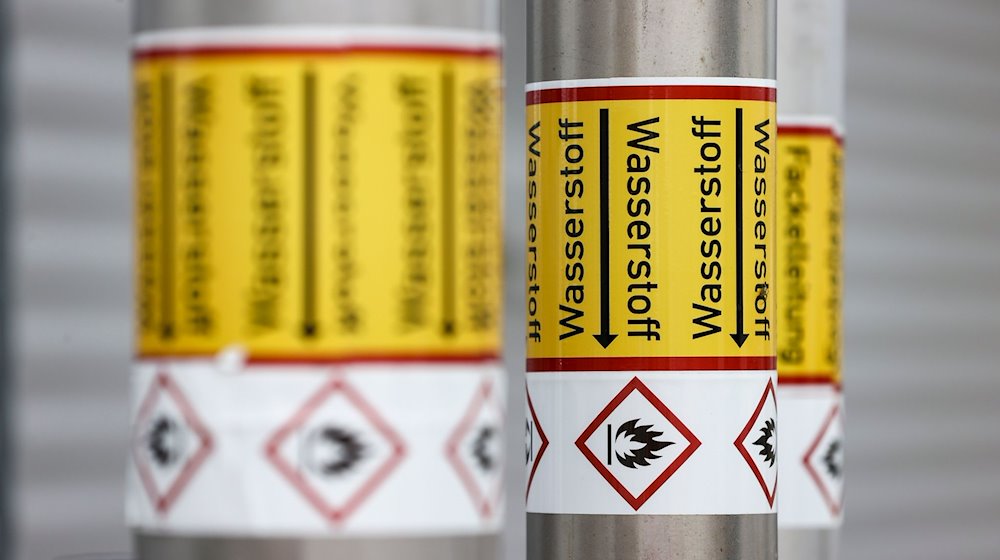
xmin=7 ymin=1 xmax=1000 ymax=559
xmin=11 ymin=0 xmax=132 ymax=558
xmin=840 ymin=2 xmax=1000 ymax=557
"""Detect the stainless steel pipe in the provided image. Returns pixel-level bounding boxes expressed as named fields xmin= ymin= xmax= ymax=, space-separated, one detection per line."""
xmin=526 ymin=1 xmax=776 ymax=559
xmin=131 ymin=1 xmax=501 ymax=559
xmin=775 ymin=1 xmax=845 ymax=559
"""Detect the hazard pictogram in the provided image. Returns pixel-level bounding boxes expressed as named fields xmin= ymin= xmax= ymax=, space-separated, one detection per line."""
xmin=524 ymin=383 xmax=549 ymax=500
xmin=735 ymin=378 xmax=778 ymax=507
xmin=265 ymin=376 xmax=406 ymax=525
xmin=575 ymin=377 xmax=701 ymax=511
xmin=803 ymin=403 xmax=844 ymax=517
xmin=133 ymin=371 xmax=213 ymax=515
xmin=446 ymin=378 xmax=504 ymax=519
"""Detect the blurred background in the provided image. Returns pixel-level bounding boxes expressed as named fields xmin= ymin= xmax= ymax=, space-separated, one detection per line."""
xmin=3 ymin=0 xmax=999 ymax=559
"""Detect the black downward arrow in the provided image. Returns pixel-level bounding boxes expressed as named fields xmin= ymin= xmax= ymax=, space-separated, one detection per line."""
xmin=593 ymin=108 xmax=618 ymax=349
xmin=301 ymin=69 xmax=318 ymax=338
xmin=159 ymin=70 xmax=175 ymax=340
xmin=731 ymin=107 xmax=748 ymax=348
xmin=441 ymin=67 xmax=457 ymax=337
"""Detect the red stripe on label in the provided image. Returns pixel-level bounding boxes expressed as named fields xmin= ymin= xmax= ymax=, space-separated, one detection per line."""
xmin=526 ymin=84 xmax=776 ymax=105
xmin=777 ymin=375 xmax=842 ymax=389
xmin=133 ymin=45 xmax=500 ymax=60
xmin=136 ymin=352 xmax=500 ymax=366
xmin=777 ymin=124 xmax=844 ymax=146
xmin=526 ymin=355 xmax=776 ymax=372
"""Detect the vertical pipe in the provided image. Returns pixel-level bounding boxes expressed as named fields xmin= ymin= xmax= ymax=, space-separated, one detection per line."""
xmin=130 ymin=1 xmax=503 ymax=559
xmin=0 ymin=0 xmax=9 ymax=555
xmin=525 ymin=1 xmax=776 ymax=559
xmin=776 ymin=1 xmax=846 ymax=559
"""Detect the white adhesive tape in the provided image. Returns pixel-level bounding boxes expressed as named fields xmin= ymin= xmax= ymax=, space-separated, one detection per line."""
xmin=777 ymin=384 xmax=844 ymax=528
xmin=525 ymin=370 xmax=778 ymax=515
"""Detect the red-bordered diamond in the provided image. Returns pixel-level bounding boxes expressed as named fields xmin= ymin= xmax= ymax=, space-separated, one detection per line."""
xmin=524 ymin=383 xmax=549 ymax=500
xmin=735 ymin=378 xmax=778 ymax=507
xmin=575 ymin=377 xmax=701 ymax=511
xmin=264 ymin=376 xmax=406 ymax=526
xmin=803 ymin=403 xmax=844 ymax=517
xmin=446 ymin=377 xmax=504 ymax=519
xmin=133 ymin=370 xmax=213 ymax=515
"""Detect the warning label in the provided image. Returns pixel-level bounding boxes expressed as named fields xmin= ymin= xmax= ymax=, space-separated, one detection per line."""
xmin=777 ymin=384 xmax=844 ymax=527
xmin=576 ymin=377 xmax=701 ymax=510
xmin=127 ymin=359 xmax=506 ymax=535
xmin=265 ymin=377 xmax=407 ymax=525
xmin=132 ymin=371 xmax=213 ymax=515
xmin=776 ymin=121 xmax=843 ymax=383
xmin=734 ymin=378 xmax=778 ymax=507
xmin=133 ymin=31 xmax=501 ymax=360
xmin=445 ymin=378 xmax=504 ymax=519
xmin=524 ymin=384 xmax=549 ymax=500
xmin=525 ymin=370 xmax=777 ymax=515
xmin=804 ymin=401 xmax=844 ymax=517
xmin=525 ymin=79 xmax=777 ymax=368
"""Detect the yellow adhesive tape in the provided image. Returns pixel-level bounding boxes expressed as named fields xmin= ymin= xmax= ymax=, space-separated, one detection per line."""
xmin=134 ymin=45 xmax=502 ymax=360
xmin=525 ymin=81 xmax=777 ymax=370
xmin=776 ymin=124 xmax=844 ymax=383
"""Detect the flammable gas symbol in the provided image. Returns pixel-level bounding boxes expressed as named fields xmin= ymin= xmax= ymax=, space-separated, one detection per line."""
xmin=824 ymin=438 xmax=843 ymax=479
xmin=734 ymin=378 xmax=778 ymax=507
xmin=608 ymin=419 xmax=675 ymax=469
xmin=753 ymin=418 xmax=776 ymax=468
xmin=472 ymin=425 xmax=496 ymax=473
xmin=576 ymin=377 xmax=701 ymax=510
xmin=146 ymin=414 xmax=188 ymax=469
xmin=304 ymin=426 xmax=365 ymax=477
xmin=802 ymin=403 xmax=845 ymax=516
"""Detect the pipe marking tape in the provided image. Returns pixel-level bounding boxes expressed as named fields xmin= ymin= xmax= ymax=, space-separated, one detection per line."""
xmin=525 ymin=77 xmax=778 ymax=515
xmin=128 ymin=26 xmax=504 ymax=536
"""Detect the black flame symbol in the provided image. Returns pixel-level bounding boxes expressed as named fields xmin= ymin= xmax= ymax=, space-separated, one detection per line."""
xmin=147 ymin=415 xmax=184 ymax=468
xmin=753 ymin=418 xmax=776 ymax=468
xmin=612 ymin=419 xmax=674 ymax=469
xmin=305 ymin=426 xmax=364 ymax=476
xmin=473 ymin=425 xmax=495 ymax=472
xmin=823 ymin=439 xmax=842 ymax=479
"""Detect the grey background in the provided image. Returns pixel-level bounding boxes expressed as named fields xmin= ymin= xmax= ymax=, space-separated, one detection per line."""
xmin=7 ymin=0 xmax=1000 ymax=559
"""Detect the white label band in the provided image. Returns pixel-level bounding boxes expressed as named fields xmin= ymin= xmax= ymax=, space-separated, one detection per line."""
xmin=777 ymin=385 xmax=844 ymax=528
xmin=127 ymin=360 xmax=505 ymax=537
xmin=525 ymin=371 xmax=778 ymax=515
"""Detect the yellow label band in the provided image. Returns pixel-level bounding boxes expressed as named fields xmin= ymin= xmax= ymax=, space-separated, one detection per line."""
xmin=133 ymin=37 xmax=502 ymax=361
xmin=776 ymin=123 xmax=844 ymax=383
xmin=525 ymin=81 xmax=777 ymax=371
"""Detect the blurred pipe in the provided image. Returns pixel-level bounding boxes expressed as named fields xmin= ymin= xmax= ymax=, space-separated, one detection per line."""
xmin=776 ymin=1 xmax=846 ymax=559
xmin=526 ymin=2 xmax=776 ymax=559
xmin=776 ymin=0 xmax=845 ymax=124
xmin=131 ymin=1 xmax=500 ymax=559
xmin=0 ymin=0 xmax=10 ymax=554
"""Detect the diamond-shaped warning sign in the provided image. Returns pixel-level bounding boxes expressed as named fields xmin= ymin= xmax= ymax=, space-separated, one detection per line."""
xmin=446 ymin=378 xmax=503 ymax=519
xmin=265 ymin=377 xmax=406 ymax=525
xmin=524 ymin=383 xmax=548 ymax=500
xmin=803 ymin=403 xmax=844 ymax=517
xmin=735 ymin=378 xmax=778 ymax=507
xmin=575 ymin=377 xmax=701 ymax=511
xmin=133 ymin=371 xmax=213 ymax=515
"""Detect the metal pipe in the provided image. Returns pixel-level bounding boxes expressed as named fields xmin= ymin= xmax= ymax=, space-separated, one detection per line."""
xmin=526 ymin=1 xmax=776 ymax=559
xmin=528 ymin=0 xmax=774 ymax=81
xmin=0 ymin=0 xmax=10 ymax=554
xmin=131 ymin=1 xmax=502 ymax=558
xmin=775 ymin=1 xmax=845 ymax=559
